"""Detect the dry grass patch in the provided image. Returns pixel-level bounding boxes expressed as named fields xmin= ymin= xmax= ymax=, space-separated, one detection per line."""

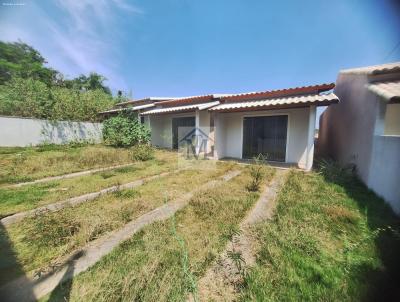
xmin=323 ymin=205 xmax=360 ymax=224
xmin=0 ymin=162 xmax=236 ymax=286
xmin=41 ymin=166 xmax=275 ymax=302
xmin=0 ymin=150 xmax=177 ymax=217
xmin=0 ymin=144 xmax=149 ymax=186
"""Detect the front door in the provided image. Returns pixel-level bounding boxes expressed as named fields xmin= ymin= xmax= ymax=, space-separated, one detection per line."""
xmin=172 ymin=117 xmax=195 ymax=149
xmin=242 ymin=115 xmax=288 ymax=161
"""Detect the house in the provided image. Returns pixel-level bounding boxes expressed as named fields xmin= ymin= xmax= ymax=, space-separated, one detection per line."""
xmin=99 ymin=97 xmax=172 ymax=120
xmin=319 ymin=62 xmax=400 ymax=214
xmin=101 ymin=83 xmax=339 ymax=170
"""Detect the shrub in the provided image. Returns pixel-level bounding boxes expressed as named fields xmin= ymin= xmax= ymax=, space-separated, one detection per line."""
xmin=130 ymin=144 xmax=154 ymax=161
xmin=102 ymin=113 xmax=150 ymax=147
xmin=247 ymin=154 xmax=267 ymax=192
xmin=0 ymin=77 xmax=115 ymax=121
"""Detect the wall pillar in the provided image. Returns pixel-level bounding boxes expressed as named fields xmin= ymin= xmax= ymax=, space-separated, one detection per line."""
xmin=305 ymin=105 xmax=316 ymax=171
xmin=373 ymin=99 xmax=386 ymax=136
xmin=195 ymin=109 xmax=200 ymax=155
xmin=213 ymin=112 xmax=220 ymax=159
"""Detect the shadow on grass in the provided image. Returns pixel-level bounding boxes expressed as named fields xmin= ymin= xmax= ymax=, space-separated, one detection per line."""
xmin=317 ymin=159 xmax=400 ymax=302
xmin=46 ymin=259 xmax=76 ymax=302
xmin=0 ymin=222 xmax=36 ymax=301
xmin=0 ymin=221 xmax=80 ymax=302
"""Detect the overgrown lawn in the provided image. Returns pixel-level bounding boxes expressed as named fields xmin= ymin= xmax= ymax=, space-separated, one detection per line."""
xmin=240 ymin=163 xmax=400 ymax=301
xmin=0 ymin=150 xmax=176 ymax=217
xmin=0 ymin=144 xmax=138 ymax=185
xmin=41 ymin=167 xmax=274 ymax=301
xmin=0 ymin=162 xmax=236 ymax=286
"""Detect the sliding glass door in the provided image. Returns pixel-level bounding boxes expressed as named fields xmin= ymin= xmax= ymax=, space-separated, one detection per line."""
xmin=242 ymin=115 xmax=288 ymax=162
xmin=172 ymin=117 xmax=195 ymax=149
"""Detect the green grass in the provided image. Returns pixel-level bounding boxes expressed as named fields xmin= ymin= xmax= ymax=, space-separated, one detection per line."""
xmin=41 ymin=167 xmax=273 ymax=302
xmin=0 ymin=151 xmax=177 ymax=217
xmin=0 ymin=162 xmax=237 ymax=285
xmin=239 ymin=162 xmax=400 ymax=301
xmin=0 ymin=144 xmax=137 ymax=185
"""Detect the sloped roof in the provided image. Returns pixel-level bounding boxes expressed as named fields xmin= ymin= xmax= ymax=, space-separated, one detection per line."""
xmin=209 ymin=93 xmax=339 ymax=112
xmin=99 ymin=103 xmax=155 ymax=115
xmin=141 ymin=101 xmax=220 ymax=115
xmin=157 ymin=95 xmax=215 ymax=107
xmin=368 ymin=81 xmax=400 ymax=102
xmin=156 ymin=94 xmax=235 ymax=106
xmin=104 ymin=83 xmax=337 ymax=116
xmin=219 ymin=83 xmax=335 ymax=102
xmin=340 ymin=62 xmax=400 ymax=76
xmin=115 ymin=97 xmax=179 ymax=107
xmin=149 ymin=83 xmax=334 ymax=108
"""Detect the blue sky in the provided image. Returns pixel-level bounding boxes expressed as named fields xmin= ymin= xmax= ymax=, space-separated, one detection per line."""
xmin=1 ymin=0 xmax=400 ymax=99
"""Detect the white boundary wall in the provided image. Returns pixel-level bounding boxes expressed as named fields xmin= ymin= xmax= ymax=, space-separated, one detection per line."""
xmin=0 ymin=116 xmax=103 ymax=147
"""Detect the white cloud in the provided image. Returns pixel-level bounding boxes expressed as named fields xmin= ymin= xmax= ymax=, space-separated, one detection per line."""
xmin=0 ymin=0 xmax=142 ymax=92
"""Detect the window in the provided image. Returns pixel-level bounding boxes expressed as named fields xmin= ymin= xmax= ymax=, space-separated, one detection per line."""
xmin=384 ymin=104 xmax=400 ymax=135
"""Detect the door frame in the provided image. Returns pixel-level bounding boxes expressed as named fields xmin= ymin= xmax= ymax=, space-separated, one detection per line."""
xmin=172 ymin=115 xmax=196 ymax=149
xmin=241 ymin=112 xmax=290 ymax=162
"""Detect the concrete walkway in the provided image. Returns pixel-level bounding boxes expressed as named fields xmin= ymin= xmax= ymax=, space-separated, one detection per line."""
xmin=0 ymin=170 xmax=241 ymax=302
xmin=3 ymin=163 xmax=136 ymax=189
xmin=193 ymin=169 xmax=288 ymax=302
xmin=1 ymin=171 xmax=172 ymax=227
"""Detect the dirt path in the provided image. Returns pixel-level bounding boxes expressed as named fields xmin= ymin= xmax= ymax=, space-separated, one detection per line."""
xmin=0 ymin=170 xmax=241 ymax=302
xmin=1 ymin=171 xmax=173 ymax=227
xmin=193 ymin=169 xmax=288 ymax=302
xmin=3 ymin=163 xmax=136 ymax=189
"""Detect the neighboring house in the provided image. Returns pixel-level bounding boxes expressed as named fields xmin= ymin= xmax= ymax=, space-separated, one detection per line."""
xmin=319 ymin=62 xmax=400 ymax=214
xmin=101 ymin=83 xmax=339 ymax=170
xmin=99 ymin=97 xmax=173 ymax=121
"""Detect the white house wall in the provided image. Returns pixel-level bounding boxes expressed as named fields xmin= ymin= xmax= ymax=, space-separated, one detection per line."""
xmin=368 ymin=135 xmax=400 ymax=214
xmin=198 ymin=110 xmax=211 ymax=136
xmin=319 ymin=73 xmax=383 ymax=184
xmin=384 ymin=104 xmax=400 ymax=135
xmin=214 ymin=112 xmax=226 ymax=159
xmin=149 ymin=115 xmax=172 ymax=148
xmin=319 ymin=71 xmax=400 ymax=215
xmin=215 ymin=107 xmax=310 ymax=168
xmin=149 ymin=113 xmax=196 ymax=148
xmin=198 ymin=110 xmax=214 ymax=154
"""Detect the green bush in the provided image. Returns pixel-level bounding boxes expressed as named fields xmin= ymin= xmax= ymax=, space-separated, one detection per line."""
xmin=0 ymin=77 xmax=115 ymax=122
xmin=130 ymin=144 xmax=154 ymax=161
xmin=102 ymin=113 xmax=150 ymax=147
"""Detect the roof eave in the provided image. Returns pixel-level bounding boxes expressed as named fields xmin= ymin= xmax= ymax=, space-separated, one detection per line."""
xmin=220 ymin=83 xmax=335 ymax=102
xmin=209 ymin=100 xmax=338 ymax=113
xmin=141 ymin=108 xmax=196 ymax=116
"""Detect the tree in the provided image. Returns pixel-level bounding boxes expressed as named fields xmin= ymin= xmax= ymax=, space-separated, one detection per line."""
xmin=0 ymin=77 xmax=50 ymax=118
xmin=62 ymin=73 xmax=111 ymax=95
xmin=0 ymin=41 xmax=113 ymax=94
xmin=0 ymin=77 xmax=115 ymax=121
xmin=0 ymin=40 xmax=116 ymax=121
xmin=0 ymin=41 xmax=58 ymax=85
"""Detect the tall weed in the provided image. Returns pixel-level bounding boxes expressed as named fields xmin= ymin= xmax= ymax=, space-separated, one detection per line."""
xmin=246 ymin=154 xmax=267 ymax=192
